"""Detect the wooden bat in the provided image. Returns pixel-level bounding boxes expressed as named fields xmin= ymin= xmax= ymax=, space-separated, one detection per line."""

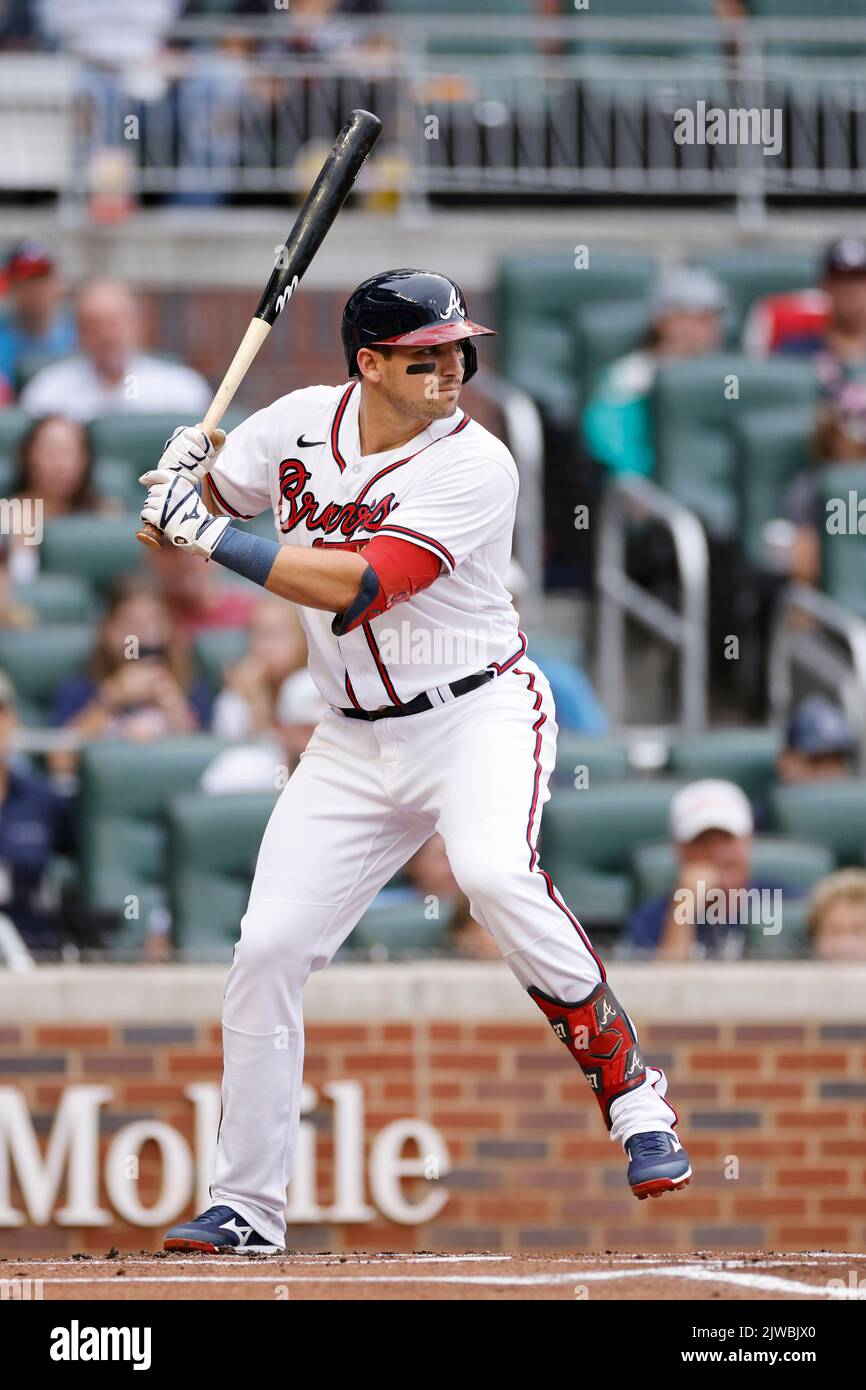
xmin=136 ymin=108 xmax=383 ymax=547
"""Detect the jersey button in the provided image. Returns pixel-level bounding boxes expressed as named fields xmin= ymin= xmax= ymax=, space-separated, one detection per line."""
xmin=351 ymin=464 xmax=361 ymax=474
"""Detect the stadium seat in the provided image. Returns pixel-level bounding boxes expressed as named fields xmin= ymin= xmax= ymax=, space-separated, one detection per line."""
xmin=564 ymin=0 xmax=721 ymax=58
xmin=0 ymin=407 xmax=30 ymax=466
xmin=79 ymin=737 xmax=233 ymax=955
xmin=38 ymin=513 xmax=144 ymax=589
xmin=495 ymin=253 xmax=657 ymax=423
xmin=733 ymin=405 xmax=814 ymax=569
xmin=11 ymin=573 xmax=100 ymax=625
xmin=573 ymin=298 xmax=652 ymax=398
xmin=88 ymin=407 xmax=249 ymax=478
xmin=551 ymin=732 xmax=632 ymax=788
xmin=0 ymin=623 xmax=94 ymax=725
xmin=667 ymin=727 xmax=782 ymax=802
xmin=690 ymin=249 xmax=819 ymax=347
xmin=351 ymin=897 xmax=448 ymax=956
xmin=770 ymin=780 xmax=866 ymax=867
xmin=817 ymin=463 xmax=866 ymax=618
xmin=540 ymin=779 xmax=684 ymax=926
xmin=193 ymin=627 xmax=249 ymax=692
xmin=652 ymin=355 xmax=819 ymax=537
xmin=167 ymin=790 xmax=279 ymax=955
xmin=748 ymin=1 xmax=866 ymax=58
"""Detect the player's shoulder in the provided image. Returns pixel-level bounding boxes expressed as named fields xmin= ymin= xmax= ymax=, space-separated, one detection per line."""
xmin=226 ymin=381 xmax=349 ymax=439
xmin=445 ymin=415 xmax=518 ymax=485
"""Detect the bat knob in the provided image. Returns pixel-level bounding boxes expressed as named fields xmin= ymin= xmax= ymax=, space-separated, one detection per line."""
xmin=136 ymin=524 xmax=164 ymax=549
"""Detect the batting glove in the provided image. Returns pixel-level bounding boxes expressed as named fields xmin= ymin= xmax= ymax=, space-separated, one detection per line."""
xmin=149 ymin=423 xmax=227 ymax=486
xmin=139 ymin=470 xmax=231 ymax=559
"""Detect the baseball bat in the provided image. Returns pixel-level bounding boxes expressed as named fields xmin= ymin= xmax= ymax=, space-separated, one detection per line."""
xmin=136 ymin=108 xmax=383 ymax=547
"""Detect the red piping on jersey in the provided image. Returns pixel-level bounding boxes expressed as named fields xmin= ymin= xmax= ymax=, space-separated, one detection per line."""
xmin=344 ymin=672 xmax=363 ymax=710
xmin=207 ymin=474 xmax=255 ymax=520
xmin=362 ymin=621 xmax=404 ymax=706
xmin=330 ymin=381 xmax=357 ymax=473
xmin=487 ymin=630 xmax=528 ymax=674
xmin=511 ymin=662 xmax=606 ymax=983
xmin=354 ymin=411 xmax=472 ymax=506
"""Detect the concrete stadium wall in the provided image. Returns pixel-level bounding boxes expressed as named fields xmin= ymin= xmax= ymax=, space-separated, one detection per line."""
xmin=1 ymin=963 xmax=865 ymax=1257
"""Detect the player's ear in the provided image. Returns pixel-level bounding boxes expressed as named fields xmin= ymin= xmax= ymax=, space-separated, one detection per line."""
xmin=356 ymin=347 xmax=384 ymax=383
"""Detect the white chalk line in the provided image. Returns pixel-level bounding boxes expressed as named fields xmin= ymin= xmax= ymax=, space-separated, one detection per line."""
xmin=26 ymin=1266 xmax=859 ymax=1295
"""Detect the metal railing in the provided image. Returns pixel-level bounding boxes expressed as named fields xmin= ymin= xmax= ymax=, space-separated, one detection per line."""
xmin=767 ymin=582 xmax=866 ymax=773
xmin=596 ymin=474 xmax=709 ymax=732
xmin=4 ymin=16 xmax=866 ymax=218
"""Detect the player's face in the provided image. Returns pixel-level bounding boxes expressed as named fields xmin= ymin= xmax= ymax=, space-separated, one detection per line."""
xmin=375 ymin=340 xmax=467 ymax=422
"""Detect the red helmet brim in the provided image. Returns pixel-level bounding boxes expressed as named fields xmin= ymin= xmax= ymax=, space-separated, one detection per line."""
xmin=371 ymin=317 xmax=496 ymax=348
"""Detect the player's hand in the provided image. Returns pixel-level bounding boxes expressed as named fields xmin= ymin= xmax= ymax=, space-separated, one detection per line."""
xmin=139 ymin=470 xmax=231 ymax=559
xmin=150 ymin=423 xmax=227 ymax=486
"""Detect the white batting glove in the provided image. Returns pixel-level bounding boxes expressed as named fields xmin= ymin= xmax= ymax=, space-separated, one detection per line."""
xmin=151 ymin=423 xmax=227 ymax=486
xmin=139 ymin=470 xmax=230 ymax=559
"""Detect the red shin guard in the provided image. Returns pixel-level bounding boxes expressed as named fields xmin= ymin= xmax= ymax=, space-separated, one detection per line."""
xmin=528 ymin=981 xmax=647 ymax=1129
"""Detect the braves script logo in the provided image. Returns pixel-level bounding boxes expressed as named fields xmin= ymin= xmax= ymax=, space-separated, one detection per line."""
xmin=277 ymin=458 xmax=396 ymax=538
xmin=274 ymin=274 xmax=300 ymax=317
xmin=438 ymin=287 xmax=465 ymax=321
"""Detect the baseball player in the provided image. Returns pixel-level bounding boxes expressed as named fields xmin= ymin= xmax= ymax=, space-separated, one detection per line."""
xmin=141 ymin=270 xmax=691 ymax=1255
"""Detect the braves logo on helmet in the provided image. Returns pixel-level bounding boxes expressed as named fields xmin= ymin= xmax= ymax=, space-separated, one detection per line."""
xmin=438 ymin=287 xmax=466 ymax=321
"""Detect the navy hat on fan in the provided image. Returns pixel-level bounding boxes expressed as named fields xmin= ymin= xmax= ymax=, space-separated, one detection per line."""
xmin=341 ymin=268 xmax=496 ymax=384
xmin=786 ymin=696 xmax=856 ymax=757
xmin=823 ymin=237 xmax=866 ymax=277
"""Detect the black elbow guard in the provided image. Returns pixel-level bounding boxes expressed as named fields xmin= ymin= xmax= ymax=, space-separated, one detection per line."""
xmin=331 ymin=563 xmax=382 ymax=637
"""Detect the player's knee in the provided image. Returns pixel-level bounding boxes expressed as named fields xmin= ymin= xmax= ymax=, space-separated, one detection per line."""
xmin=233 ymin=900 xmax=315 ymax=979
xmin=447 ymin=838 xmax=506 ymax=905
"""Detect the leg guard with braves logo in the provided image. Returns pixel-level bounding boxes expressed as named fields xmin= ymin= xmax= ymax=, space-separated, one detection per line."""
xmin=528 ymin=981 xmax=646 ymax=1130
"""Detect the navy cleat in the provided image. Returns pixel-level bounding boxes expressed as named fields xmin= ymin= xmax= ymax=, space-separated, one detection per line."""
xmin=626 ymin=1131 xmax=692 ymax=1201
xmin=164 ymin=1204 xmax=284 ymax=1254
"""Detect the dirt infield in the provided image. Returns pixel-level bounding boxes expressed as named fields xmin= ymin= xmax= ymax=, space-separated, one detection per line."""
xmin=4 ymin=1251 xmax=865 ymax=1300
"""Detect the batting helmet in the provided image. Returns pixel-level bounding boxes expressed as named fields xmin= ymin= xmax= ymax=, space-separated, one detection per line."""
xmin=341 ymin=268 xmax=495 ymax=384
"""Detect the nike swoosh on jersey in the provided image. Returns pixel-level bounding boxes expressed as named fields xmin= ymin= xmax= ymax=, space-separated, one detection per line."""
xmin=297 ymin=434 xmax=325 ymax=448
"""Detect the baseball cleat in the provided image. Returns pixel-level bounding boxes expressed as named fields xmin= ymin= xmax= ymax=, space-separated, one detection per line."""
xmin=164 ymin=1204 xmax=284 ymax=1254
xmin=626 ymin=1131 xmax=692 ymax=1201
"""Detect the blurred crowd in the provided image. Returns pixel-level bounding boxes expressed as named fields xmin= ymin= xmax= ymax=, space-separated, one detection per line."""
xmin=3 ymin=227 xmax=866 ymax=965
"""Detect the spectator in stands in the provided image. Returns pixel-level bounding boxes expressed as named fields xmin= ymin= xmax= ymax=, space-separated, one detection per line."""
xmin=4 ymin=415 xmax=115 ymax=585
xmin=447 ymin=891 xmax=500 ymax=960
xmin=746 ymin=237 xmax=866 ymax=392
xmin=628 ymin=779 xmax=798 ymax=961
xmin=0 ymin=668 xmax=75 ymax=954
xmin=147 ymin=547 xmax=256 ymax=646
xmin=0 ymin=241 xmax=76 ymax=394
xmin=807 ymin=869 xmax=866 ymax=961
xmin=211 ymin=594 xmax=308 ymax=740
xmin=0 ymin=539 xmax=35 ymax=629
xmin=50 ymin=580 xmax=211 ymax=776
xmin=20 ymin=279 xmax=211 ymax=422
xmin=778 ymin=380 xmax=866 ymax=585
xmin=582 ymin=267 xmax=726 ymax=478
xmin=777 ymin=696 xmax=856 ymax=786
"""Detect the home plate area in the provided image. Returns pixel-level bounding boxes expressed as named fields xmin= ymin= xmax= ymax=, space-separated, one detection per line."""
xmin=7 ymin=1250 xmax=866 ymax=1301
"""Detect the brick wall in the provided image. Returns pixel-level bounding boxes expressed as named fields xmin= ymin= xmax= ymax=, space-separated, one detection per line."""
xmin=1 ymin=965 xmax=865 ymax=1256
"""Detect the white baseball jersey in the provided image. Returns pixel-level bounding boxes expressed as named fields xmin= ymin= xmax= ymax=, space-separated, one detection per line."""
xmin=206 ymin=379 xmax=526 ymax=711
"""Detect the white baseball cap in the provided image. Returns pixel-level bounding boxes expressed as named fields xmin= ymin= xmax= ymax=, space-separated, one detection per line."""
xmin=670 ymin=779 xmax=753 ymax=844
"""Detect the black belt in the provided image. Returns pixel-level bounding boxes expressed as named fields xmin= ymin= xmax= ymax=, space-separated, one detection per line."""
xmin=338 ymin=668 xmax=495 ymax=722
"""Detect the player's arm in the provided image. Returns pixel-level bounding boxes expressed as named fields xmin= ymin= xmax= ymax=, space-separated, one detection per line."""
xmin=139 ymin=472 xmax=440 ymax=626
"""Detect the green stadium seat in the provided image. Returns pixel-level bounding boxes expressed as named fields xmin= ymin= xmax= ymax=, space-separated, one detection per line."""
xmin=0 ymin=407 xmax=30 ymax=465
xmin=88 ymin=407 xmax=249 ymax=473
xmin=691 ymin=249 xmax=819 ymax=347
xmin=193 ymin=627 xmax=249 ymax=692
xmin=573 ymin=298 xmax=651 ymax=399
xmin=733 ymin=405 xmax=814 ymax=569
xmin=652 ymin=355 xmax=818 ymax=537
xmin=39 ymin=513 xmax=144 ymax=590
xmin=817 ymin=464 xmax=866 ymax=618
xmin=496 ymin=253 xmax=657 ymax=424
xmin=167 ymin=790 xmax=279 ymax=956
xmin=540 ymin=778 xmax=684 ymax=926
xmin=351 ymin=897 xmax=448 ymax=956
xmin=770 ymin=780 xmax=866 ymax=867
xmin=667 ymin=727 xmax=782 ymax=802
xmin=749 ymin=2 xmax=866 ymax=58
xmin=11 ymin=573 xmax=100 ymax=625
xmin=565 ymin=0 xmax=721 ymax=58
xmin=0 ymin=623 xmax=94 ymax=725
xmin=552 ymin=732 xmax=632 ymax=788
xmin=79 ymin=736 xmax=233 ymax=955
